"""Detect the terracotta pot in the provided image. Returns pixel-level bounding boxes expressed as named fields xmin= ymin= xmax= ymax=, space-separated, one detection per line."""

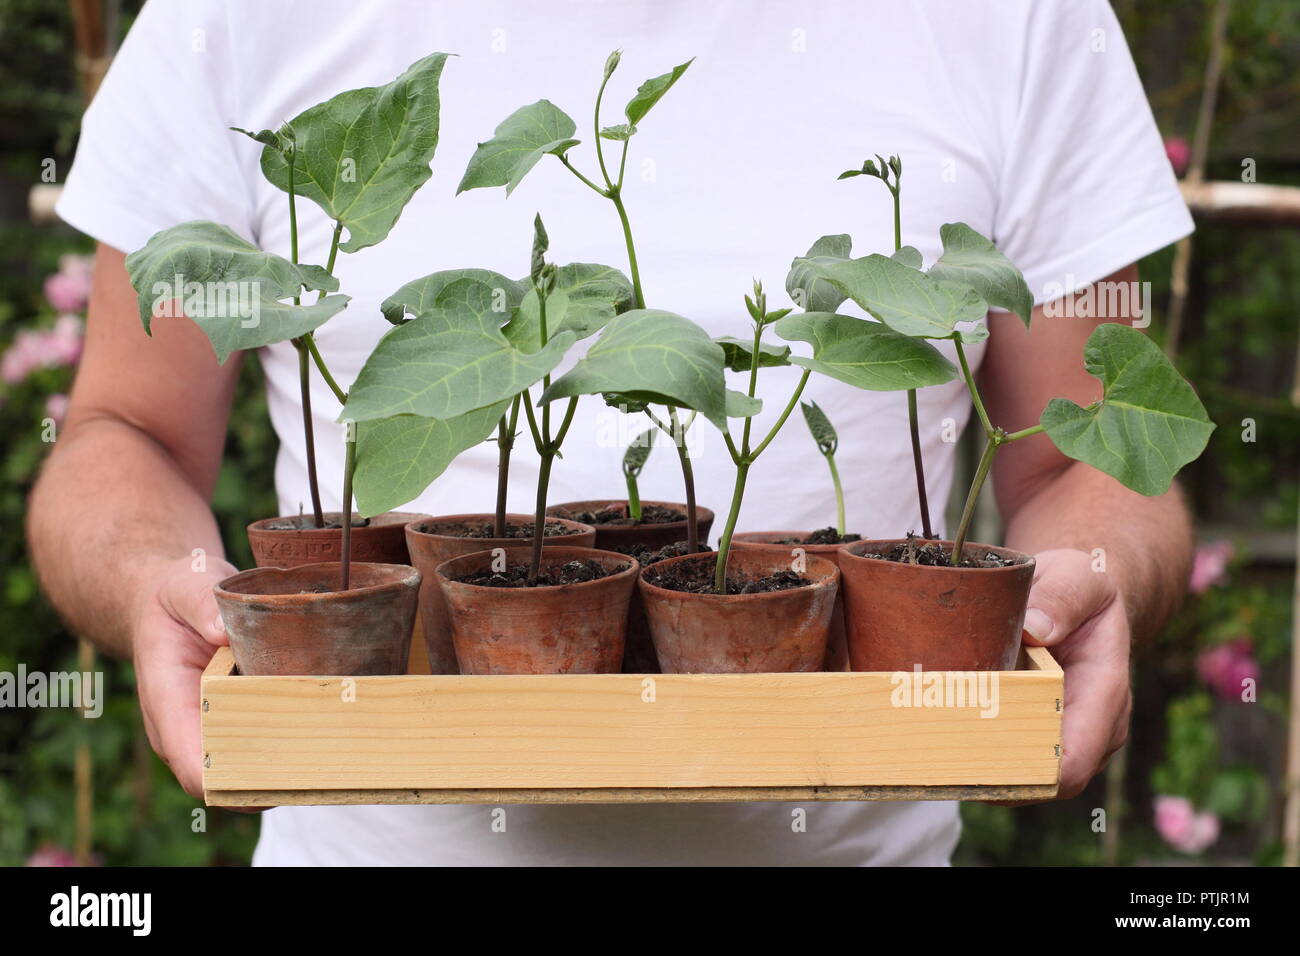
xmin=547 ymin=500 xmax=715 ymax=674
xmin=638 ymin=550 xmax=839 ymax=673
xmin=246 ymin=511 xmax=427 ymax=569
xmin=546 ymin=500 xmax=715 ymax=551
xmin=407 ymin=514 xmax=596 ymax=674
xmin=839 ymin=539 xmax=1035 ymax=672
xmin=434 ymin=546 xmax=636 ymax=675
xmin=213 ymin=562 xmax=419 ymax=676
xmin=731 ymin=531 xmax=857 ymax=671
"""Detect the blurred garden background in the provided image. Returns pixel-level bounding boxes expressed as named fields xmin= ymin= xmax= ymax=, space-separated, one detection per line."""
xmin=1 ymin=0 xmax=1296 ymax=866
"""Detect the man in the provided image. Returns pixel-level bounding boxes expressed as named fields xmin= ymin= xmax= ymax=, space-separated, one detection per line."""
xmin=29 ymin=0 xmax=1192 ymax=865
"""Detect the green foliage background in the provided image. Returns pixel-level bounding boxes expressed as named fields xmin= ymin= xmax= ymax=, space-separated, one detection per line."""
xmin=0 ymin=0 xmax=1294 ymax=865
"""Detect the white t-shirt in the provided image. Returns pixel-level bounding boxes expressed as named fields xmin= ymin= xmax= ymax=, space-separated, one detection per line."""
xmin=59 ymin=0 xmax=1191 ymax=866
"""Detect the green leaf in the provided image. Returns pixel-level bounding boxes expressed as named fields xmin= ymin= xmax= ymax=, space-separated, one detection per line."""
xmin=817 ymin=253 xmax=988 ymax=338
xmin=600 ymin=124 xmax=638 ymax=141
xmin=928 ymin=222 xmax=1034 ymax=327
xmin=542 ymin=309 xmax=730 ymax=428
xmin=456 ymin=100 xmax=580 ymax=196
xmin=775 ymin=312 xmax=958 ymax=391
xmin=504 ymin=263 xmax=634 ymax=351
xmin=530 ymin=213 xmax=550 ymax=284
xmin=259 ymin=53 xmax=451 ymax=253
xmin=353 ymin=404 xmax=506 ymax=517
xmin=381 ymin=269 xmax=525 ymax=325
xmin=622 ymin=428 xmax=656 ymax=477
xmin=836 ymin=169 xmax=863 ymax=180
xmin=726 ymin=389 xmax=764 ymax=419
xmin=624 ymin=58 xmax=694 ymax=125
xmin=891 ymin=245 xmax=923 ymax=269
xmin=343 ymin=278 xmax=574 ymax=422
xmin=231 ymin=125 xmax=292 ymax=156
xmin=124 ymin=220 xmax=349 ymax=363
xmin=786 ymin=234 xmax=852 ymax=313
xmin=801 ymin=400 xmax=837 ymax=455
xmin=1040 ymin=323 xmax=1215 ymax=496
xmin=715 ymin=335 xmax=792 ymax=371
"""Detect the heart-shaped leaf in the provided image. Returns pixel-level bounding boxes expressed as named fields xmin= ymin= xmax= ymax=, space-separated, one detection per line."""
xmin=343 ymin=277 xmax=574 ymax=422
xmin=1041 ymin=323 xmax=1215 ymax=496
xmin=927 ymin=223 xmax=1034 ymax=327
xmin=775 ymin=312 xmax=958 ymax=391
xmin=353 ymin=403 xmax=506 ymax=517
xmin=124 ymin=220 xmax=349 ymax=363
xmin=715 ymin=335 xmax=792 ymax=371
xmin=786 ymin=234 xmax=851 ymax=313
xmin=625 ymin=59 xmax=694 ymax=125
xmin=381 ymin=268 xmax=526 ymax=325
xmin=541 ymin=309 xmax=730 ymax=428
xmin=457 ymin=100 xmax=580 ymax=196
xmin=258 ymin=53 xmax=451 ymax=253
xmin=504 ymin=263 xmax=634 ymax=352
xmin=817 ymin=253 xmax=988 ymax=338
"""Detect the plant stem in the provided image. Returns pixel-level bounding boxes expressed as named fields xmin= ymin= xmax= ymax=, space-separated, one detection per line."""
xmin=610 ymin=192 xmax=645 ymax=310
xmin=626 ymin=472 xmax=642 ymax=520
xmin=304 ymin=333 xmax=348 ymax=405
xmin=340 ymin=426 xmax=357 ymax=590
xmin=955 ymin=338 xmax=993 ymax=436
xmin=529 ymin=450 xmax=554 ymax=584
xmin=826 ymin=452 xmax=845 ymax=538
xmin=559 ymin=155 xmax=608 ymax=196
xmin=494 ymin=396 xmax=521 ymax=537
xmin=1003 ymin=423 xmax=1046 ymax=442
xmin=950 ymin=433 xmax=999 ymax=566
xmin=671 ymin=413 xmax=700 ymax=552
xmin=908 ymin=389 xmax=933 ymax=538
xmin=296 ymin=342 xmax=325 ymax=526
xmin=748 ymin=369 xmax=811 ymax=460
xmin=713 ymin=462 xmax=750 ymax=594
xmin=324 ymin=220 xmax=342 ymax=275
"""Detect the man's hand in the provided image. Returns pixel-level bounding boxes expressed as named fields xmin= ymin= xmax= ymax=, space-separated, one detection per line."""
xmin=1023 ymin=548 xmax=1132 ymax=800
xmin=131 ymin=556 xmax=237 ymax=798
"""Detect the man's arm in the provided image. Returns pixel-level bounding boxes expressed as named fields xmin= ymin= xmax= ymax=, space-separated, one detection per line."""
xmin=980 ymin=264 xmax=1193 ymax=799
xmin=26 ymin=242 xmax=241 ymax=795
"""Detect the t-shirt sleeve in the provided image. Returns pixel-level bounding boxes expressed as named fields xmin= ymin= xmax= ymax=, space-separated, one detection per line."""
xmin=55 ymin=0 xmax=256 ymax=253
xmin=992 ymin=0 xmax=1192 ymax=303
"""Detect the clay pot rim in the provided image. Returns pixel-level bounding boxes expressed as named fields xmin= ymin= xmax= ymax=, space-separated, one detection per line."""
xmin=408 ymin=513 xmax=595 ymax=542
xmin=547 ymin=499 xmax=716 ymax=527
xmin=247 ymin=511 xmax=428 ymax=534
xmin=638 ymin=549 xmax=840 ymax=602
xmin=216 ymin=561 xmax=421 ymax=604
xmin=434 ymin=545 xmax=640 ymax=593
xmin=731 ymin=531 xmax=863 ymax=552
xmin=840 ymin=538 xmax=1035 ymax=574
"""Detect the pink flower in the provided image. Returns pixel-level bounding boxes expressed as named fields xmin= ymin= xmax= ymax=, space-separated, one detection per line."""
xmin=1154 ymin=796 xmax=1219 ymax=855
xmin=1197 ymin=638 xmax=1259 ymax=702
xmin=1165 ymin=137 xmax=1191 ymax=177
xmin=47 ymin=314 xmax=84 ymax=366
xmin=0 ymin=315 xmax=84 ymax=385
xmin=26 ymin=844 xmax=79 ymax=867
xmin=1189 ymin=540 xmax=1232 ymax=594
xmin=45 ymin=393 xmax=69 ymax=425
xmin=42 ymin=254 xmax=93 ymax=313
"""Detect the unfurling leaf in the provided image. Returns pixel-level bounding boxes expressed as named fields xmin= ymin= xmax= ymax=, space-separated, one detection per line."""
xmin=622 ymin=428 xmax=656 ymax=477
xmin=624 ymin=58 xmax=694 ymax=125
xmin=457 ymin=100 xmax=580 ymax=196
xmin=504 ymin=263 xmax=634 ymax=351
xmin=259 ymin=52 xmax=451 ymax=253
xmin=343 ymin=278 xmax=574 ymax=422
xmin=599 ymin=124 xmax=638 ymax=141
xmin=542 ymin=309 xmax=731 ymax=428
xmin=353 ymin=403 xmax=507 ymax=517
xmin=800 ymin=400 xmax=837 ymax=456
xmin=786 ymin=234 xmax=852 ymax=313
xmin=775 ymin=312 xmax=958 ymax=391
xmin=1040 ymin=323 xmax=1215 ymax=496
xmin=928 ymin=222 xmax=1034 ymax=327
xmin=531 ymin=213 xmax=550 ymax=285
xmin=124 ymin=220 xmax=349 ymax=362
xmin=715 ymin=336 xmax=792 ymax=371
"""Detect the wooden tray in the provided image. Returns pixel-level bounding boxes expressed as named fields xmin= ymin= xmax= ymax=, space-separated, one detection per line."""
xmin=200 ymin=645 xmax=1062 ymax=807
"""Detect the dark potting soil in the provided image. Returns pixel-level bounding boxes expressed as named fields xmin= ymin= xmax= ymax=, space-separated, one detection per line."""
xmin=452 ymin=559 xmax=630 ymax=588
xmin=772 ymin=527 xmax=863 ymax=545
xmin=861 ymin=535 xmax=1020 ymax=568
xmin=646 ymin=556 xmax=810 ymax=595
xmin=615 ymin=540 xmax=714 ymax=567
xmin=432 ymin=520 xmax=576 ymax=540
xmin=553 ymin=503 xmax=685 ymax=526
xmin=263 ymin=515 xmax=370 ymax=531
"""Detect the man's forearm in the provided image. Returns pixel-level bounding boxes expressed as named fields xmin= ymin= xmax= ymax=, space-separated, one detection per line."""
xmin=26 ymin=415 xmax=227 ymax=657
xmin=1001 ymin=460 xmax=1192 ymax=641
